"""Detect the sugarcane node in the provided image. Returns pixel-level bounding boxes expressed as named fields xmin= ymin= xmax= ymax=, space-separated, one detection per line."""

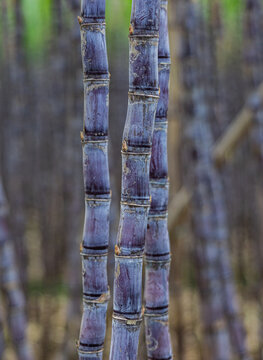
xmin=126 ymin=319 xmax=139 ymax=326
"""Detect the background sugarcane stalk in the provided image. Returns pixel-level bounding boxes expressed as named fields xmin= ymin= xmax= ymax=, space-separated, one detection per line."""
xmin=5 ymin=0 xmax=28 ymax=291
xmin=203 ymin=8 xmax=253 ymax=356
xmin=0 ymin=177 xmax=33 ymax=360
xmin=243 ymin=0 xmax=263 ymax=355
xmin=188 ymin=4 xmax=250 ymax=359
xmin=144 ymin=1 xmax=172 ymax=358
xmin=0 ymin=304 xmax=5 ymax=358
xmin=243 ymin=0 xmax=263 ymax=95
xmin=77 ymin=0 xmax=111 ymax=359
xmin=184 ymin=9 xmax=231 ymax=358
xmin=110 ymin=0 xmax=160 ymax=358
xmin=61 ymin=1 xmax=83 ymax=358
xmin=176 ymin=1 xmax=250 ymax=358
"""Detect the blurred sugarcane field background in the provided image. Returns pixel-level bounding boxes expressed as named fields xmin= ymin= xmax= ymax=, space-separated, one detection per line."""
xmin=1 ymin=0 xmax=263 ymax=359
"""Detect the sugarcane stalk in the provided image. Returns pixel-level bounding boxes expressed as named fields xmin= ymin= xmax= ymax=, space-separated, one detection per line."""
xmin=193 ymin=125 xmax=250 ymax=359
xmin=109 ymin=0 xmax=160 ymax=358
xmin=6 ymin=0 xmax=28 ymax=290
xmin=0 ymin=300 xmax=5 ymax=358
xmin=77 ymin=1 xmax=111 ymax=359
xmin=243 ymin=0 xmax=263 ymax=91
xmin=183 ymin=3 xmax=250 ymax=359
xmin=0 ymin=177 xmax=33 ymax=360
xmin=243 ymin=0 xmax=263 ymax=355
xmin=61 ymin=1 xmax=83 ymax=358
xmin=176 ymin=1 xmax=232 ymax=358
xmin=191 ymin=125 xmax=232 ymax=360
xmin=144 ymin=1 xmax=172 ymax=358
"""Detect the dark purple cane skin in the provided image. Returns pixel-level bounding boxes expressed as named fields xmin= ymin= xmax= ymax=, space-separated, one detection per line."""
xmin=78 ymin=0 xmax=111 ymax=358
xmin=109 ymin=0 xmax=160 ymax=358
xmin=144 ymin=1 xmax=173 ymax=358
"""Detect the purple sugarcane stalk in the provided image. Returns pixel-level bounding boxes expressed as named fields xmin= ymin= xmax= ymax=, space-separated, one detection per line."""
xmin=178 ymin=2 xmax=250 ymax=359
xmin=144 ymin=1 xmax=173 ymax=359
xmin=177 ymin=1 xmax=232 ymax=358
xmin=0 ymin=305 xmax=4 ymax=358
xmin=191 ymin=121 xmax=250 ymax=359
xmin=0 ymin=177 xmax=33 ymax=360
xmin=243 ymin=0 xmax=263 ymax=155
xmin=77 ymin=1 xmax=111 ymax=359
xmin=109 ymin=0 xmax=160 ymax=358
xmin=243 ymin=0 xmax=263 ymax=356
xmin=243 ymin=0 xmax=263 ymax=89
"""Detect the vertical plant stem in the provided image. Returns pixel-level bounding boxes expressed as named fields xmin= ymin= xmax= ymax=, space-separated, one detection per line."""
xmin=0 ymin=177 xmax=33 ymax=360
xmin=144 ymin=1 xmax=172 ymax=359
xmin=0 ymin=299 xmax=5 ymax=358
xmin=243 ymin=0 xmax=263 ymax=356
xmin=110 ymin=0 xmax=160 ymax=358
xmin=61 ymin=1 xmax=83 ymax=358
xmin=77 ymin=1 xmax=111 ymax=359
xmin=7 ymin=0 xmax=28 ymax=290
xmin=178 ymin=2 xmax=251 ymax=359
xmin=176 ymin=1 xmax=232 ymax=358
